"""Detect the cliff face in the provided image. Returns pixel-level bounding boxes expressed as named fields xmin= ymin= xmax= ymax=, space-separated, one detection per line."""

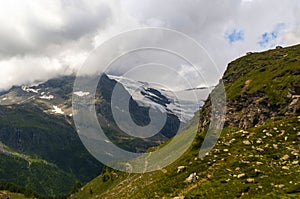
xmin=199 ymin=45 xmax=300 ymax=132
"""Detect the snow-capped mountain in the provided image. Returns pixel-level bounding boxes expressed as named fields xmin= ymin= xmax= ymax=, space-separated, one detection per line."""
xmin=108 ymin=75 xmax=209 ymax=123
xmin=0 ymin=74 xmax=209 ymax=124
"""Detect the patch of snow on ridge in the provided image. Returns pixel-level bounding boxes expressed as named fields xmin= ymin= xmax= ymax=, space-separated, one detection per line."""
xmin=52 ymin=106 xmax=64 ymax=115
xmin=108 ymin=74 xmax=206 ymax=123
xmin=21 ymin=86 xmax=39 ymax=93
xmin=40 ymin=95 xmax=54 ymax=100
xmin=74 ymin=91 xmax=90 ymax=97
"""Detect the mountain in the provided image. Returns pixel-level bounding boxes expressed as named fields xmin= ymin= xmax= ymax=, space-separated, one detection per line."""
xmin=0 ymin=76 xmax=101 ymax=196
xmin=0 ymin=74 xmax=183 ymax=196
xmin=107 ymin=75 xmax=207 ymax=123
xmin=71 ymin=44 xmax=300 ymax=199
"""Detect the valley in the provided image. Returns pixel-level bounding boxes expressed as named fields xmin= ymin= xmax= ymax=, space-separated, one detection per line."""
xmin=0 ymin=72 xmax=203 ymax=197
xmin=71 ymin=44 xmax=300 ymax=199
xmin=0 ymin=44 xmax=299 ymax=199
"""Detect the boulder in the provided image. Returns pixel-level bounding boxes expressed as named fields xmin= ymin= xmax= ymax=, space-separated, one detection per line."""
xmin=281 ymin=154 xmax=290 ymax=161
xmin=237 ymin=173 xmax=246 ymax=178
xmin=247 ymin=178 xmax=255 ymax=183
xmin=243 ymin=140 xmax=251 ymax=145
xmin=177 ymin=166 xmax=186 ymax=173
xmin=185 ymin=172 xmax=199 ymax=183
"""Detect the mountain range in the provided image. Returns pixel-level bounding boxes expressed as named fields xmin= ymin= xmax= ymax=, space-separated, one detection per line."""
xmin=0 ymin=73 xmax=200 ymax=196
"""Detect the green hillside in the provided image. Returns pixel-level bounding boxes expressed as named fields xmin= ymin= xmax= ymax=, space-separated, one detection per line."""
xmin=71 ymin=44 xmax=300 ymax=199
xmin=0 ymin=74 xmax=180 ymax=197
xmin=0 ymin=103 xmax=102 ymax=196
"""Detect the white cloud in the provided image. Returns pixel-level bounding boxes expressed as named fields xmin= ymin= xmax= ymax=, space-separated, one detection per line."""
xmin=284 ymin=27 xmax=300 ymax=45
xmin=0 ymin=56 xmax=64 ymax=90
xmin=0 ymin=0 xmax=299 ymax=91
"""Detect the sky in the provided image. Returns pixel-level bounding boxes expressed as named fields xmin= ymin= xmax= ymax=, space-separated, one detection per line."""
xmin=0 ymin=0 xmax=300 ymax=91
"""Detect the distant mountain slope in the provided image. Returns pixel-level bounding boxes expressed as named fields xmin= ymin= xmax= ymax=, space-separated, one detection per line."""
xmin=108 ymin=75 xmax=207 ymax=123
xmin=0 ymin=74 xmax=182 ymax=196
xmin=71 ymin=44 xmax=300 ymax=199
xmin=0 ymin=100 xmax=102 ymax=196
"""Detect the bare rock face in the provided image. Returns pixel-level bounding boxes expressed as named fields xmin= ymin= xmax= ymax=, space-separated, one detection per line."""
xmin=199 ymin=94 xmax=269 ymax=131
xmin=286 ymin=85 xmax=300 ymax=116
xmin=199 ymin=89 xmax=299 ymax=132
xmin=227 ymin=95 xmax=272 ymax=129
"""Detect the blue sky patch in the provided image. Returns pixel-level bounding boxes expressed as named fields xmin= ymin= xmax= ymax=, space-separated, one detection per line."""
xmin=258 ymin=23 xmax=285 ymax=47
xmin=225 ymin=29 xmax=244 ymax=44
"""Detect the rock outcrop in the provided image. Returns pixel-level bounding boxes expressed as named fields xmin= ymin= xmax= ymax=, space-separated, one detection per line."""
xmin=198 ymin=46 xmax=300 ymax=132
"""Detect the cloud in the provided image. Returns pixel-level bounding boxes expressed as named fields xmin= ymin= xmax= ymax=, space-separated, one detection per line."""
xmin=0 ymin=0 xmax=299 ymax=91
xmin=284 ymin=27 xmax=300 ymax=45
xmin=0 ymin=0 xmax=112 ymax=58
xmin=0 ymin=56 xmax=64 ymax=90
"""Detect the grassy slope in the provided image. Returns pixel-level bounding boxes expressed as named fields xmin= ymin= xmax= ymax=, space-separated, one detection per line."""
xmin=224 ymin=46 xmax=299 ymax=105
xmin=72 ymin=44 xmax=300 ymax=198
xmin=0 ymin=103 xmax=102 ymax=196
xmin=0 ymin=154 xmax=76 ymax=196
xmin=0 ymin=191 xmax=33 ymax=199
xmin=71 ymin=117 xmax=300 ymax=199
